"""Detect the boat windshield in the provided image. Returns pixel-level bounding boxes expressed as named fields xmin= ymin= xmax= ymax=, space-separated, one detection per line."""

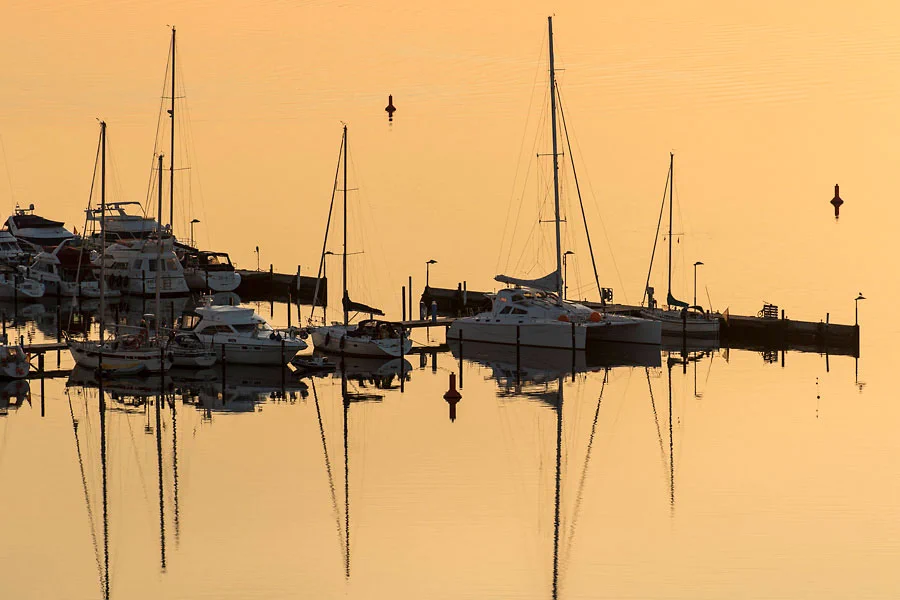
xmin=180 ymin=313 xmax=201 ymax=330
xmin=233 ymin=322 xmax=273 ymax=335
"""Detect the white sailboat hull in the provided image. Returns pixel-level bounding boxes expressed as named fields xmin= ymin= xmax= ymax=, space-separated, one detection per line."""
xmin=311 ymin=326 xmax=412 ymax=358
xmin=67 ymin=341 xmax=172 ymax=374
xmin=208 ymin=337 xmax=305 ymax=365
xmin=448 ymin=315 xmax=662 ymax=349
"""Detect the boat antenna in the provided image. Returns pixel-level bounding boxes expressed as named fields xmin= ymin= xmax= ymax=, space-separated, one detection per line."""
xmin=342 ymin=124 xmax=349 ymax=327
xmin=169 ymin=26 xmax=176 ymax=232
xmin=548 ymin=16 xmax=563 ymax=303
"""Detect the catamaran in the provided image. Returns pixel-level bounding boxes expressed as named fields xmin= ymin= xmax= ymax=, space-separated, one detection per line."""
xmin=448 ymin=17 xmax=661 ymax=351
xmin=638 ymin=153 xmax=719 ymax=338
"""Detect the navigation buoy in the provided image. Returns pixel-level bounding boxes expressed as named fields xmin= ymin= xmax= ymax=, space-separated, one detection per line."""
xmin=830 ymin=183 xmax=844 ymax=218
xmin=385 ymin=94 xmax=396 ymax=122
xmin=444 ymin=372 xmax=461 ymax=422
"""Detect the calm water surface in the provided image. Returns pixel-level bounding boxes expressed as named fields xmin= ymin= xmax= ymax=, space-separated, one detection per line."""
xmin=2 ymin=1 xmax=899 ymax=598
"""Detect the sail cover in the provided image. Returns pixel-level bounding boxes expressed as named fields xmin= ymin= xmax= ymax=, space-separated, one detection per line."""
xmin=343 ymin=295 xmax=384 ymax=316
xmin=666 ymin=291 xmax=689 ymax=309
xmin=495 ymin=270 xmax=560 ymax=292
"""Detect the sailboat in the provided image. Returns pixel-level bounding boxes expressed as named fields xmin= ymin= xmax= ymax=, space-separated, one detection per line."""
xmin=67 ymin=121 xmax=174 ymax=375
xmin=639 ymin=153 xmax=719 ymax=338
xmin=448 ymin=17 xmax=661 ymax=350
xmin=309 ymin=125 xmax=411 ymax=358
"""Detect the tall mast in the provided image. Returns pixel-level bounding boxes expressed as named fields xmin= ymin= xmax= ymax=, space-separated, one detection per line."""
xmin=548 ymin=16 xmax=563 ymax=302
xmin=99 ymin=121 xmax=107 ymax=344
xmin=169 ymin=26 xmax=176 ymax=232
xmin=341 ymin=125 xmax=349 ymax=327
xmin=667 ymin=152 xmax=674 ymax=304
xmin=156 ymin=154 xmax=164 ymax=337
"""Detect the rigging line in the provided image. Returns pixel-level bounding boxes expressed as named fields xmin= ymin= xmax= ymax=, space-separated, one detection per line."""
xmin=71 ymin=132 xmax=103 ymax=331
xmin=555 ymin=88 xmax=629 ymax=305
xmin=561 ymin=374 xmax=606 ymax=566
xmin=497 ymin=36 xmax=548 ymax=274
xmin=640 ymin=165 xmax=671 ymax=307
xmin=312 ymin=379 xmax=345 ymax=559
xmin=505 ymin=78 xmax=551 ymax=275
xmin=308 ymin=132 xmax=345 ymax=324
xmin=68 ymin=396 xmax=104 ymax=598
xmin=556 ymin=88 xmax=600 ymax=299
xmin=144 ymin=48 xmax=171 ymax=215
xmin=705 ymin=286 xmax=715 ymax=314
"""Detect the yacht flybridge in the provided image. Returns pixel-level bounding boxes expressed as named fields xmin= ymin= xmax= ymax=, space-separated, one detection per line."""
xmin=6 ymin=204 xmax=75 ymax=248
xmin=448 ymin=17 xmax=661 ymax=351
xmin=178 ymin=303 xmax=307 ymax=365
xmin=86 ymin=201 xmax=161 ymax=243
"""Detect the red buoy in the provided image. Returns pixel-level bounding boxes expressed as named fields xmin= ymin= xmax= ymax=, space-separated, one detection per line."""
xmin=830 ymin=183 xmax=844 ymax=218
xmin=444 ymin=372 xmax=461 ymax=422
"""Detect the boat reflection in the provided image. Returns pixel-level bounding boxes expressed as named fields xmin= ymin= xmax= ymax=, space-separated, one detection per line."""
xmin=179 ymin=364 xmax=309 ymax=414
xmin=0 ymin=379 xmax=30 ymax=415
xmin=303 ymin=352 xmax=412 ymax=392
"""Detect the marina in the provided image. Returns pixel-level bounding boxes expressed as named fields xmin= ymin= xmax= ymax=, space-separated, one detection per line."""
xmin=1 ymin=3 xmax=897 ymax=600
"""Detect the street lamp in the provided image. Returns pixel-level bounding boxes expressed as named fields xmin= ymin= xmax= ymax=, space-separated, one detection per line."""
xmin=855 ymin=293 xmax=865 ymax=326
xmin=254 ymin=246 xmax=260 ymax=271
xmin=190 ymin=218 xmax=200 ymax=249
xmin=563 ymin=251 xmax=574 ymax=300
xmin=693 ymin=261 xmax=704 ymax=308
xmin=425 ymin=259 xmax=437 ymax=288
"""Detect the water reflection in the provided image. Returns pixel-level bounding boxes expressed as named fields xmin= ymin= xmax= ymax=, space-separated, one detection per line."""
xmin=0 ymin=379 xmax=30 ymax=415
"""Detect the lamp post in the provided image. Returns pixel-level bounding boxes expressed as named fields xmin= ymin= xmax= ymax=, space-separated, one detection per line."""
xmin=563 ymin=251 xmax=574 ymax=300
xmin=189 ymin=218 xmax=200 ymax=249
xmin=425 ymin=259 xmax=437 ymax=288
xmin=854 ymin=293 xmax=865 ymax=326
xmin=254 ymin=246 xmax=260 ymax=271
xmin=693 ymin=261 xmax=704 ymax=307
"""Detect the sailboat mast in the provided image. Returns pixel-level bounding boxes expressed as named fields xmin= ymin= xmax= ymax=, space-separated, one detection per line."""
xmin=156 ymin=154 xmax=164 ymax=337
xmin=342 ymin=125 xmax=349 ymax=327
xmin=99 ymin=121 xmax=106 ymax=345
xmin=169 ymin=26 xmax=176 ymax=232
xmin=667 ymin=152 xmax=674 ymax=303
xmin=548 ymin=16 xmax=563 ymax=302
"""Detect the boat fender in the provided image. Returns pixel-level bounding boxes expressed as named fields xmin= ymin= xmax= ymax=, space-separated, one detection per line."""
xmin=340 ymin=335 xmax=346 ymax=349
xmin=589 ymin=311 xmax=602 ymax=322
xmin=557 ymin=314 xmax=570 ymax=322
xmin=324 ymin=332 xmax=331 ymax=346
xmin=298 ymin=330 xmax=309 ymax=340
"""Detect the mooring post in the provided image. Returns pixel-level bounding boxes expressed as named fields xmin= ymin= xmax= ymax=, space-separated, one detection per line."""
xmin=431 ymin=300 xmax=437 ymax=323
xmin=56 ymin=303 xmax=61 ymax=343
xmin=39 ymin=352 xmax=45 ymax=418
xmin=287 ymin=286 xmax=292 ymax=329
xmin=400 ymin=328 xmax=406 ymax=393
xmin=408 ymin=276 xmax=413 ymax=321
xmin=402 ymin=286 xmax=407 ymax=322
xmin=516 ymin=325 xmax=521 ymax=387
xmin=281 ymin=339 xmax=286 ymax=396
xmin=457 ymin=328 xmax=463 ymax=388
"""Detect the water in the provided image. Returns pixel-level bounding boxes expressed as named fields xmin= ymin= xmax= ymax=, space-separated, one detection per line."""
xmin=2 ymin=1 xmax=900 ymax=597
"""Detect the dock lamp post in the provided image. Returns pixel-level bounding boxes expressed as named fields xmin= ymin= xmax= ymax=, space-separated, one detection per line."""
xmin=426 ymin=259 xmax=437 ymax=288
xmin=255 ymin=246 xmax=260 ymax=271
xmin=855 ymin=293 xmax=865 ymax=326
xmin=563 ymin=251 xmax=574 ymax=300
xmin=190 ymin=218 xmax=200 ymax=248
xmin=693 ymin=261 xmax=704 ymax=307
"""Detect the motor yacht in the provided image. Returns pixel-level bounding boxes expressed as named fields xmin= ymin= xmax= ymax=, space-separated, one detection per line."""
xmin=0 ymin=265 xmax=45 ymax=299
xmin=98 ymin=236 xmax=190 ymax=296
xmin=178 ymin=303 xmax=307 ymax=365
xmin=181 ymin=250 xmax=241 ymax=292
xmin=6 ymin=204 xmax=75 ymax=248
xmin=0 ymin=229 xmax=26 ymax=264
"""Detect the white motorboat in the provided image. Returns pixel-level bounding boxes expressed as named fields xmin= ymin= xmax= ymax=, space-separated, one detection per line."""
xmin=0 ymin=337 xmax=29 ymax=379
xmin=308 ymin=125 xmax=412 ymax=358
xmin=178 ymin=303 xmax=307 ymax=365
xmin=98 ymin=235 xmax=190 ymax=297
xmin=6 ymin=204 xmax=75 ymax=248
xmin=639 ymin=153 xmax=719 ymax=339
xmin=181 ymin=250 xmax=241 ymax=292
xmin=447 ymin=19 xmax=660 ymax=350
xmin=0 ymin=266 xmax=45 ymax=299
